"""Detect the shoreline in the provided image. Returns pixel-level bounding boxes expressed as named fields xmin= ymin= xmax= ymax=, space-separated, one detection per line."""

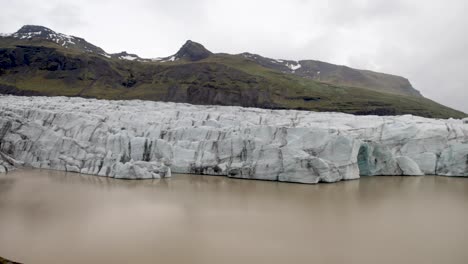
xmin=3 ymin=167 xmax=468 ymax=185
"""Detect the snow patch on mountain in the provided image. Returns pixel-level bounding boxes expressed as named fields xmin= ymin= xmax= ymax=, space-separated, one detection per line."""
xmin=120 ymin=55 xmax=138 ymax=61
xmin=286 ymin=62 xmax=302 ymax=72
xmin=11 ymin=29 xmax=80 ymax=49
xmin=161 ymin=56 xmax=177 ymax=62
xmin=242 ymin=53 xmax=259 ymax=60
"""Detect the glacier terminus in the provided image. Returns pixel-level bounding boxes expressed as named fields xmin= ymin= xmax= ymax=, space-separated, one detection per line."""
xmin=0 ymin=95 xmax=467 ymax=183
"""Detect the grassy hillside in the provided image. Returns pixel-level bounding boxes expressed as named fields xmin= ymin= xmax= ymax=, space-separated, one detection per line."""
xmin=239 ymin=53 xmax=422 ymax=97
xmin=0 ymin=38 xmax=465 ymax=119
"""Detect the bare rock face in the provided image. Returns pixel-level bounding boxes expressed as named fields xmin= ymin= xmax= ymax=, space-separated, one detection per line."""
xmin=0 ymin=95 xmax=467 ymax=182
xmin=174 ymin=40 xmax=212 ymax=61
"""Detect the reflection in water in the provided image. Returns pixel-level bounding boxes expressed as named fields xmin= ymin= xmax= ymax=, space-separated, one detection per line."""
xmin=0 ymin=169 xmax=468 ymax=264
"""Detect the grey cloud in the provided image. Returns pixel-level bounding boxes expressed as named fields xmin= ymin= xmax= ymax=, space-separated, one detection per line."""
xmin=46 ymin=2 xmax=85 ymax=30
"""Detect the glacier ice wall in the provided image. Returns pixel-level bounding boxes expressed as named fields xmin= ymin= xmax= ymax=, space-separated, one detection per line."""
xmin=0 ymin=95 xmax=467 ymax=183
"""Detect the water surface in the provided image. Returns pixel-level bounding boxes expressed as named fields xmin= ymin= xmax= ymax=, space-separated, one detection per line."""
xmin=1 ymin=169 xmax=468 ymax=264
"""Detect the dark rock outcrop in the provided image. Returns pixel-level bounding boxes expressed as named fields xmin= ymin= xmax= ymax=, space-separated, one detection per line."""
xmin=175 ymin=40 xmax=212 ymax=61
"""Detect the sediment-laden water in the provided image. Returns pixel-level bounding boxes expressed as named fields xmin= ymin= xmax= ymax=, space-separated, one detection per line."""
xmin=1 ymin=169 xmax=467 ymax=264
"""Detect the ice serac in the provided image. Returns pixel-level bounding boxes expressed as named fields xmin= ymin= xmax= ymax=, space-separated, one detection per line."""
xmin=0 ymin=95 xmax=467 ymax=183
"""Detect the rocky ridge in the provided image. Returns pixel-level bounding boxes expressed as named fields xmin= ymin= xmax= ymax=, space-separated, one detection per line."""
xmin=4 ymin=25 xmax=107 ymax=55
xmin=1 ymin=25 xmax=150 ymax=62
xmin=0 ymin=95 xmax=466 ymax=183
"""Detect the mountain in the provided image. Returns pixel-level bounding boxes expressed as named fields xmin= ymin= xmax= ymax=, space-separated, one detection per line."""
xmin=241 ymin=53 xmax=422 ymax=97
xmin=0 ymin=25 xmax=465 ymax=119
xmin=6 ymin=25 xmax=107 ymax=55
xmin=174 ymin=40 xmax=213 ymax=61
xmin=152 ymin=40 xmax=213 ymax=62
xmin=0 ymin=25 xmax=148 ymax=61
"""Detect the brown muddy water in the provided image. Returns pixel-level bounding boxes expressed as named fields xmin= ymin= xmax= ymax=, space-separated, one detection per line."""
xmin=0 ymin=169 xmax=468 ymax=264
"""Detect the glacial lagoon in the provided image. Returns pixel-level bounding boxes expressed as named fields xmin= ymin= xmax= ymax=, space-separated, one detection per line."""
xmin=1 ymin=169 xmax=468 ymax=264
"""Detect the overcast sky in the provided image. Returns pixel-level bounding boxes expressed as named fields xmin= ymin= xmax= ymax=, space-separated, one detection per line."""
xmin=1 ymin=0 xmax=467 ymax=113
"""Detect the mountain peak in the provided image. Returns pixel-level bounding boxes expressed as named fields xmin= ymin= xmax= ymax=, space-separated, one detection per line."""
xmin=175 ymin=40 xmax=212 ymax=61
xmin=16 ymin=25 xmax=55 ymax=35
xmin=6 ymin=24 xmax=107 ymax=56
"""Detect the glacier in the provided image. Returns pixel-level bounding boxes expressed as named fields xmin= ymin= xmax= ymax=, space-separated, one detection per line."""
xmin=0 ymin=95 xmax=467 ymax=183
